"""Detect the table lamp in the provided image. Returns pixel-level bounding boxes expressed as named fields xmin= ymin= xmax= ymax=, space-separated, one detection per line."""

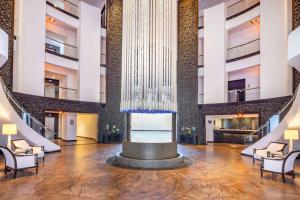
xmin=284 ymin=130 xmax=299 ymax=153
xmin=2 ymin=124 xmax=17 ymax=149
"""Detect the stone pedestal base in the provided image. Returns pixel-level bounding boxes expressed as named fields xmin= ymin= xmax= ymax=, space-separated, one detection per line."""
xmin=110 ymin=142 xmax=189 ymax=169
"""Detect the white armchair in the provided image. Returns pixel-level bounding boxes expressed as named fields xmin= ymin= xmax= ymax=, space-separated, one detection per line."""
xmin=253 ymin=142 xmax=287 ymax=164
xmin=11 ymin=139 xmax=45 ymax=163
xmin=0 ymin=146 xmax=38 ymax=178
xmin=261 ymin=150 xmax=300 ymax=182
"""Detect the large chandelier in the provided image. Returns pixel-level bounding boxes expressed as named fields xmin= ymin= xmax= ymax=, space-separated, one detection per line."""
xmin=120 ymin=0 xmax=178 ymax=113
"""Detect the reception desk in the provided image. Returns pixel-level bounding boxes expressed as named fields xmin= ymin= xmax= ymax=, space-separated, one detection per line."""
xmin=213 ymin=129 xmax=258 ymax=144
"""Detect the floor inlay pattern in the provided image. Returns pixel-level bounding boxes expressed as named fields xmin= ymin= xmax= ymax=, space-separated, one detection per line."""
xmin=0 ymin=143 xmax=300 ymax=200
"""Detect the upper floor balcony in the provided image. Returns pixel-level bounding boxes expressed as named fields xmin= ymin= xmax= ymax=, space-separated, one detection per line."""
xmin=228 ymin=87 xmax=260 ymax=102
xmin=47 ymin=0 xmax=79 ymax=19
xmin=45 ymin=84 xmax=78 ymax=101
xmin=226 ymin=38 xmax=260 ymax=63
xmin=227 ymin=0 xmax=260 ymax=20
xmin=45 ymin=36 xmax=78 ymax=61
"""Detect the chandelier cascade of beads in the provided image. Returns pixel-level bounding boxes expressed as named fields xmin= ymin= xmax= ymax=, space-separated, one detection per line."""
xmin=120 ymin=0 xmax=178 ymax=113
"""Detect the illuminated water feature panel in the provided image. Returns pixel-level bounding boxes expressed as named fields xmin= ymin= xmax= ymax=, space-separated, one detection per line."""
xmin=130 ymin=113 xmax=172 ymax=143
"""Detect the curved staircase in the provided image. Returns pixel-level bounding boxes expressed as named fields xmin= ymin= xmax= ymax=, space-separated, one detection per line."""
xmin=242 ymin=26 xmax=300 ymax=156
xmin=0 ymin=29 xmax=60 ymax=152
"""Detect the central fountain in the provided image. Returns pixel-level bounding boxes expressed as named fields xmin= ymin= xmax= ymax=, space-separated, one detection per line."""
xmin=113 ymin=0 xmax=188 ymax=169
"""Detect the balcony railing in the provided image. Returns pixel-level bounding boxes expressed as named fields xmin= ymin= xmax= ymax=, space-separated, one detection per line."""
xmin=198 ymin=55 xmax=204 ymax=67
xmin=228 ymin=87 xmax=260 ymax=103
xmin=227 ymin=0 xmax=260 ymax=20
xmin=101 ymin=53 xmax=106 ymax=65
xmin=44 ymin=85 xmax=78 ymax=101
xmin=198 ymin=93 xmax=204 ymax=104
xmin=100 ymin=91 xmax=106 ymax=104
xmin=101 ymin=6 xmax=107 ymax=28
xmin=198 ymin=16 xmax=204 ymax=29
xmin=45 ymin=36 xmax=78 ymax=61
xmin=47 ymin=0 xmax=79 ymax=19
xmin=227 ymin=38 xmax=260 ymax=63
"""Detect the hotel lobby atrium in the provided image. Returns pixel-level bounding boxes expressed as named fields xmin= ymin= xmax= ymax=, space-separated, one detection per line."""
xmin=0 ymin=0 xmax=300 ymax=199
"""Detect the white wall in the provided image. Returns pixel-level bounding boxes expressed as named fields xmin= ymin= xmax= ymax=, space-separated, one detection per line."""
xmin=204 ymin=3 xmax=227 ymax=104
xmin=260 ymin=0 xmax=292 ymax=99
xmin=228 ymin=65 xmax=260 ymax=101
xmin=0 ymin=29 xmax=8 ymax=67
xmin=46 ymin=4 xmax=79 ymax=29
xmin=62 ymin=112 xmax=77 ymax=141
xmin=228 ymin=21 xmax=260 ymax=49
xmin=78 ymin=2 xmax=101 ymax=102
xmin=226 ymin=5 xmax=260 ymax=30
xmin=46 ymin=20 xmax=77 ymax=47
xmin=45 ymin=63 xmax=77 ymax=90
xmin=77 ymin=113 xmax=98 ymax=141
xmin=46 ymin=52 xmax=79 ymax=70
xmin=14 ymin=0 xmax=46 ymax=96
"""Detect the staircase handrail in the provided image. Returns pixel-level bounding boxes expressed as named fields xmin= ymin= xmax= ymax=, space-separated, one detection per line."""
xmin=0 ymin=77 xmax=56 ymax=137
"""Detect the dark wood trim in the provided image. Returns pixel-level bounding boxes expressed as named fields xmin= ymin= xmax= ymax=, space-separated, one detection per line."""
xmin=226 ymin=51 xmax=260 ymax=63
xmin=46 ymin=1 xmax=79 ymax=19
xmin=45 ymin=49 xmax=78 ymax=62
xmin=226 ymin=2 xmax=260 ymax=21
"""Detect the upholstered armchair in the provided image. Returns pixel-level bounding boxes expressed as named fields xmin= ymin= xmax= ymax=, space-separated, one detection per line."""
xmin=253 ymin=142 xmax=287 ymax=164
xmin=0 ymin=146 xmax=38 ymax=178
xmin=261 ymin=150 xmax=300 ymax=182
xmin=11 ymin=139 xmax=45 ymax=163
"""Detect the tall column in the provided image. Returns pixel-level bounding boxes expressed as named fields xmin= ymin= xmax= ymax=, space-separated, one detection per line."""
xmin=260 ymin=0 xmax=293 ymax=99
xmin=14 ymin=0 xmax=46 ymax=96
xmin=100 ymin=0 xmax=123 ymax=142
xmin=178 ymin=0 xmax=200 ymax=142
xmin=78 ymin=2 xmax=101 ymax=102
xmin=203 ymin=3 xmax=227 ymax=104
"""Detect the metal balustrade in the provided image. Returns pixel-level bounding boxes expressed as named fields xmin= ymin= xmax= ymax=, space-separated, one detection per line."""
xmin=44 ymin=85 xmax=78 ymax=101
xmin=45 ymin=36 xmax=78 ymax=60
xmin=227 ymin=0 xmax=260 ymax=20
xmin=198 ymin=55 xmax=204 ymax=67
xmin=47 ymin=0 xmax=78 ymax=18
xmin=100 ymin=91 xmax=106 ymax=104
xmin=198 ymin=94 xmax=204 ymax=104
xmin=228 ymin=87 xmax=260 ymax=102
xmin=227 ymin=38 xmax=260 ymax=62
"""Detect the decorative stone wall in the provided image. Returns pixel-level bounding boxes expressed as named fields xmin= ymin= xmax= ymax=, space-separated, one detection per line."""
xmin=13 ymin=92 xmax=104 ymax=124
xmin=295 ymin=0 xmax=300 ymax=28
xmin=177 ymin=0 xmax=200 ymax=141
xmin=0 ymin=0 xmax=14 ymax=89
xmin=198 ymin=96 xmax=292 ymax=143
xmin=293 ymin=0 xmax=300 ymax=90
xmin=100 ymin=0 xmax=124 ymax=142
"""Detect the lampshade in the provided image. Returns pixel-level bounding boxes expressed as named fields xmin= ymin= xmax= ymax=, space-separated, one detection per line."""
xmin=284 ymin=130 xmax=299 ymax=140
xmin=2 ymin=124 xmax=17 ymax=135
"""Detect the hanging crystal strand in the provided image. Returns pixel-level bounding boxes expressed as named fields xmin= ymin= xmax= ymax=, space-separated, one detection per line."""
xmin=121 ymin=0 xmax=177 ymax=113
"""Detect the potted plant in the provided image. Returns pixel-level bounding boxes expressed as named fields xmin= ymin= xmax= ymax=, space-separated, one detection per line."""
xmin=105 ymin=124 xmax=121 ymax=143
xmin=180 ymin=126 xmax=197 ymax=144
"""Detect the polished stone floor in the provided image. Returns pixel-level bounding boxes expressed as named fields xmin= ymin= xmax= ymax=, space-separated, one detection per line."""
xmin=0 ymin=143 xmax=300 ymax=200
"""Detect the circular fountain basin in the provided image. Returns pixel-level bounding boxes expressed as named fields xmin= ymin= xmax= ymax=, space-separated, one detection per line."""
xmin=113 ymin=142 xmax=187 ymax=169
